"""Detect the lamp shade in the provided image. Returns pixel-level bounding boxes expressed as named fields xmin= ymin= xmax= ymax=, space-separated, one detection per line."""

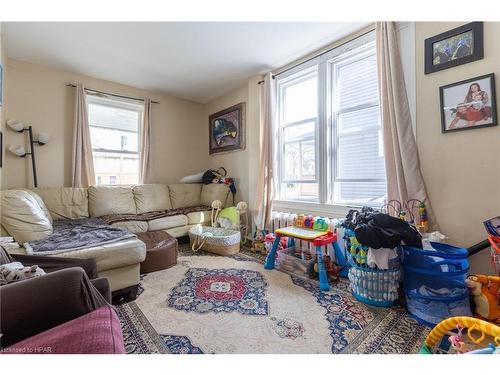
xmin=37 ymin=132 xmax=50 ymax=145
xmin=8 ymin=145 xmax=26 ymax=157
xmin=6 ymin=119 xmax=25 ymax=132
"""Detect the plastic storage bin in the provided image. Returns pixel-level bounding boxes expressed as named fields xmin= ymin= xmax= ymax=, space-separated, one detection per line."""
xmin=401 ymin=242 xmax=469 ymax=273
xmin=403 ymin=267 xmax=468 ymax=296
xmin=405 ymin=291 xmax=471 ymax=326
xmin=348 ymin=266 xmax=400 ymax=307
xmin=401 ymin=242 xmax=472 ymax=327
xmin=275 ymin=247 xmax=314 ymax=278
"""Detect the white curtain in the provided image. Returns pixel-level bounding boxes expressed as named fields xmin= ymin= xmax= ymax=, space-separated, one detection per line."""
xmin=254 ymin=73 xmax=276 ymax=231
xmin=139 ymin=98 xmax=152 ymax=183
xmin=72 ymin=83 xmax=95 ymax=188
xmin=376 ymin=22 xmax=437 ymax=228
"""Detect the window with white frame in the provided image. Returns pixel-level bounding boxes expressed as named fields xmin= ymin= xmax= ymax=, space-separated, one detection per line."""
xmin=87 ymin=95 xmax=143 ymax=185
xmin=276 ymin=31 xmax=386 ymax=207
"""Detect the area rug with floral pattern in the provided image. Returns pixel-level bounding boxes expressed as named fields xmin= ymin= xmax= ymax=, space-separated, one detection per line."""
xmin=116 ymin=245 xmax=429 ymax=354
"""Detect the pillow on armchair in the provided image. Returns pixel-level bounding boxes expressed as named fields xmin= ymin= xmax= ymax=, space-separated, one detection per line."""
xmin=0 ymin=261 xmax=46 ymax=285
xmin=0 ymin=190 xmax=54 ymax=244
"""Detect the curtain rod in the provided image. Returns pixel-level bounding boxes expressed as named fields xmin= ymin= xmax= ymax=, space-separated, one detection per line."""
xmin=257 ymin=27 xmax=375 ymax=85
xmin=66 ymin=84 xmax=159 ymax=104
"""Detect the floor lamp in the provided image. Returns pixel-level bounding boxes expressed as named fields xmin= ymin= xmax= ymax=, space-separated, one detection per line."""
xmin=7 ymin=119 xmax=49 ymax=188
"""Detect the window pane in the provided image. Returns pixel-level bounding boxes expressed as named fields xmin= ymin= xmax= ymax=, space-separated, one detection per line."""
xmin=336 ymin=54 xmax=378 ymax=109
xmin=283 ymin=122 xmax=316 ymax=181
xmin=281 ymin=182 xmax=318 ymax=202
xmin=89 ymin=127 xmax=139 ymax=152
xmin=89 ymin=103 xmax=139 ymax=132
xmin=337 ymin=131 xmax=385 ymax=180
xmin=338 ymin=106 xmax=379 ymax=133
xmin=93 ymin=151 xmax=139 ymax=185
xmin=87 ymin=97 xmax=141 ymax=185
xmin=335 ymin=181 xmax=386 ymax=205
xmin=283 ymin=74 xmax=317 ymax=123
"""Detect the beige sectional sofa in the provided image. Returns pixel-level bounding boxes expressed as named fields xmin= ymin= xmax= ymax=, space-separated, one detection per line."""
xmin=1 ymin=183 xmax=231 ymax=293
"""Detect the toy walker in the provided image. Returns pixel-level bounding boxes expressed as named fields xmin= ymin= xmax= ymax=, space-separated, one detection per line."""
xmin=264 ymin=215 xmax=342 ymax=291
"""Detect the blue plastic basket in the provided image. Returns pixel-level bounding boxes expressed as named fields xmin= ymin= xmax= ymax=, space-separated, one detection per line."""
xmin=405 ymin=291 xmax=471 ymax=327
xmin=401 ymin=242 xmax=469 ymax=273
xmin=348 ymin=265 xmax=401 ymax=307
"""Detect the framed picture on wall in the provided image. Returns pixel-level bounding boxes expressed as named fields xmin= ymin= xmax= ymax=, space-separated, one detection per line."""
xmin=208 ymin=102 xmax=245 ymax=154
xmin=425 ymin=22 xmax=483 ymax=74
xmin=439 ymin=73 xmax=497 ymax=133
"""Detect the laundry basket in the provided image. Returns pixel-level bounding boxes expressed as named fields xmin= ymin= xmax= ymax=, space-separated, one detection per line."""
xmin=344 ymin=229 xmax=401 ymax=307
xmin=401 ymin=243 xmax=472 ymax=326
xmin=188 ymin=225 xmax=241 ymax=256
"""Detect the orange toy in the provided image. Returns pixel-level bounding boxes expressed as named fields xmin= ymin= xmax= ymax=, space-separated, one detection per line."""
xmin=466 ymin=275 xmax=500 ymax=324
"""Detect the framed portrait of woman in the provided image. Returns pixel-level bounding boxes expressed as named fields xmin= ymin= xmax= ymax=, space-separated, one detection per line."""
xmin=439 ymin=73 xmax=497 ymax=133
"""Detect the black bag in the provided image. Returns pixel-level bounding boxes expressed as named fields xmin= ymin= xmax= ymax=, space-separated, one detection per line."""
xmin=202 ymin=167 xmax=227 ymax=184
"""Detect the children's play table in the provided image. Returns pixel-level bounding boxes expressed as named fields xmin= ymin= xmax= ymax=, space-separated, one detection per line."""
xmin=264 ymin=226 xmax=341 ymax=291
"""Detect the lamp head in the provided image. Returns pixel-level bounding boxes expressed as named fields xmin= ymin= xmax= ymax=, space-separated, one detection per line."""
xmin=8 ymin=145 xmax=27 ymax=157
xmin=37 ymin=132 xmax=50 ymax=145
xmin=6 ymin=119 xmax=25 ymax=132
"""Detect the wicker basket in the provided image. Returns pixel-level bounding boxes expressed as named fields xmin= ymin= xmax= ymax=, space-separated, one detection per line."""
xmin=188 ymin=226 xmax=241 ymax=256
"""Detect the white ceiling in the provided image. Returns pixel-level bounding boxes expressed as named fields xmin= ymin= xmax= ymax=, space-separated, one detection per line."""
xmin=4 ymin=22 xmax=369 ymax=103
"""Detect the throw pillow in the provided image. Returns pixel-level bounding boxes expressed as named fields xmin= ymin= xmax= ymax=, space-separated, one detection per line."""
xmin=0 ymin=261 xmax=46 ymax=285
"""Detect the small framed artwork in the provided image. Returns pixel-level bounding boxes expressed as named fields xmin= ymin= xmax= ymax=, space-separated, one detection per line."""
xmin=439 ymin=73 xmax=497 ymax=133
xmin=425 ymin=22 xmax=483 ymax=74
xmin=209 ymin=102 xmax=245 ymax=154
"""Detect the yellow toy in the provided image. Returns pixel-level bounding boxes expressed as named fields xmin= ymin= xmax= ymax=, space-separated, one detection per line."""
xmin=421 ymin=316 xmax=500 ymax=354
xmin=465 ymin=274 xmax=500 ymax=324
xmin=211 ymin=200 xmax=249 ymax=244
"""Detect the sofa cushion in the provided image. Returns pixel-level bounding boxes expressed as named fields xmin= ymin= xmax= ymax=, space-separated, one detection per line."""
xmin=5 ymin=305 xmax=125 ymax=354
xmin=88 ymin=186 xmax=136 ymax=217
xmin=0 ymin=190 xmax=53 ymax=244
xmin=168 ymin=184 xmax=202 ymax=209
xmin=200 ymin=184 xmax=230 ymax=207
xmin=110 ymin=221 xmax=148 ymax=234
xmin=186 ymin=210 xmax=212 ymax=225
xmin=33 ymin=187 xmax=89 ymax=219
xmin=133 ymin=184 xmax=172 ymax=214
xmin=148 ymin=215 xmax=188 ymax=231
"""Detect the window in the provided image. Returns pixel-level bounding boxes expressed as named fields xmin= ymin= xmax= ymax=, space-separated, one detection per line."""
xmin=87 ymin=95 xmax=143 ymax=185
xmin=276 ymin=32 xmax=386 ymax=207
xmin=278 ymin=68 xmax=319 ymax=202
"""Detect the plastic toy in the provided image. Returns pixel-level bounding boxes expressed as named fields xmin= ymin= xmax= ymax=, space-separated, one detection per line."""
xmin=264 ymin=233 xmax=288 ymax=254
xmin=465 ymin=275 xmax=500 ymax=324
xmin=264 ymin=225 xmax=342 ymax=291
xmin=308 ymin=255 xmax=343 ymax=282
xmin=418 ymin=202 xmax=429 ymax=232
xmin=252 ymin=229 xmax=268 ymax=254
xmin=448 ymin=324 xmax=468 ymax=353
xmin=420 ymin=316 xmax=500 ymax=354
xmin=211 ymin=200 xmax=248 ymax=244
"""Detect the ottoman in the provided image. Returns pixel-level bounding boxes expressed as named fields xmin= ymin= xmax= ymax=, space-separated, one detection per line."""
xmin=137 ymin=231 xmax=178 ymax=273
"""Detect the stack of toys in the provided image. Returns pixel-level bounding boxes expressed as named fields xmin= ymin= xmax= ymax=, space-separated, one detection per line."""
xmin=382 ymin=199 xmax=430 ymax=234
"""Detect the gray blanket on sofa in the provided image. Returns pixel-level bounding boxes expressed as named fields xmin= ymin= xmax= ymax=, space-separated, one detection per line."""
xmin=24 ymin=218 xmax=136 ymax=255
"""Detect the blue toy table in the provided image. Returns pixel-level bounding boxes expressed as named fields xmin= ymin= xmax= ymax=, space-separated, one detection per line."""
xmin=264 ymin=226 xmax=342 ymax=291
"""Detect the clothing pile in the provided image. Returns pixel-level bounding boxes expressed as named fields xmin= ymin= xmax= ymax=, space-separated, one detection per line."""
xmin=343 ymin=207 xmax=422 ymax=270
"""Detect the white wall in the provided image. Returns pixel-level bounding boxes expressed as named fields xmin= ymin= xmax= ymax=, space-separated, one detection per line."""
xmin=2 ymin=59 xmax=206 ymax=189
xmin=416 ymin=22 xmax=500 ymax=273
